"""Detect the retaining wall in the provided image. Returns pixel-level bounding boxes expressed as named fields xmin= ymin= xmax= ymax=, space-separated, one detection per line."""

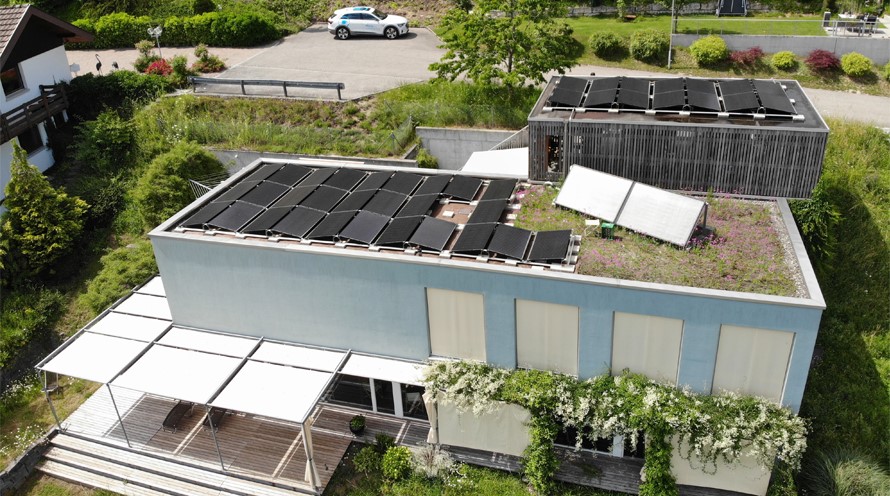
xmin=416 ymin=127 xmax=517 ymax=170
xmin=208 ymin=149 xmax=417 ymax=175
xmin=0 ymin=429 xmax=55 ymax=494
xmin=672 ymin=34 xmax=890 ymax=64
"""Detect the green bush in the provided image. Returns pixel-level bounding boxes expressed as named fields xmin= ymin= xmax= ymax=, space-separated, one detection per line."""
xmin=79 ymin=240 xmax=158 ymax=314
xmin=771 ymin=51 xmax=798 ymax=71
xmin=375 ymin=433 xmax=396 ymax=454
xmin=689 ymin=35 xmax=728 ymax=67
xmin=134 ymin=141 xmax=226 ymax=229
xmin=882 ymin=62 xmax=890 ymax=82
xmin=800 ymin=449 xmax=890 ymax=496
xmin=169 ymin=55 xmax=196 ymax=87
xmin=416 ymin=147 xmax=438 ymax=169
xmin=840 ymin=52 xmax=873 ymax=78
xmin=629 ymin=29 xmax=670 ymax=63
xmin=353 ymin=445 xmax=381 ymax=474
xmin=67 ymin=71 xmax=171 ymax=122
xmin=74 ymin=109 xmax=137 ymax=173
xmin=93 ymin=13 xmax=153 ymax=49
xmin=589 ymin=31 xmax=625 ymax=59
xmin=382 ymin=446 xmax=412 ymax=481
xmin=790 ymin=184 xmax=841 ymax=264
xmin=0 ymin=289 xmax=65 ymax=369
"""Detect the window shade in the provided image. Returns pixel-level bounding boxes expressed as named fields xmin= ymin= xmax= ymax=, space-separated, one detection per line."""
xmin=516 ymin=299 xmax=579 ymax=375
xmin=712 ymin=325 xmax=793 ymax=403
xmin=612 ymin=312 xmax=683 ymax=383
xmin=427 ymin=288 xmax=486 ymax=361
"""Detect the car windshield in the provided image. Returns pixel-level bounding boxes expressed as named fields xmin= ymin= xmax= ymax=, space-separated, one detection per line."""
xmin=374 ymin=10 xmax=388 ymax=19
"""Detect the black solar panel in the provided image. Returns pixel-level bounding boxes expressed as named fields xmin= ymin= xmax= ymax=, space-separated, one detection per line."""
xmin=300 ymin=185 xmax=349 ymax=212
xmin=339 ymin=210 xmax=390 ymax=244
xmin=409 ymin=217 xmax=457 ymax=251
xmin=240 ymin=181 xmax=289 ymax=207
xmin=356 ymin=171 xmax=392 ymax=191
xmin=723 ymin=92 xmax=760 ymax=112
xmin=652 ymin=90 xmax=686 ymax=110
xmin=549 ymin=87 xmax=583 ymax=107
xmin=528 ymin=230 xmax=572 ymax=263
xmin=468 ymin=199 xmax=507 ymax=224
xmin=589 ymin=77 xmax=620 ymax=92
xmin=618 ymin=90 xmax=649 ymax=109
xmin=480 ymin=179 xmax=517 ymax=201
xmin=557 ymin=76 xmax=589 ymax=93
xmin=443 ymin=176 xmax=482 ymax=201
xmin=621 ymin=77 xmax=650 ymax=94
xmin=216 ymin=180 xmax=258 ymax=202
xmin=752 ymin=80 xmax=795 ymax=114
xmin=325 ymin=168 xmax=366 ymax=190
xmin=488 ymin=224 xmax=532 ymax=260
xmin=301 ymin=168 xmax=337 ymax=187
xmin=274 ymin=186 xmax=317 ymax=207
xmin=306 ymin=210 xmax=357 ymax=239
xmin=244 ymin=164 xmax=282 ymax=183
xmin=452 ymin=223 xmax=496 ymax=254
xmin=271 ymin=206 xmax=326 ymax=238
xmin=364 ymin=190 xmax=407 ymax=217
xmin=686 ymin=78 xmax=717 ymax=94
xmin=415 ymin=175 xmax=452 ymax=195
xmin=396 ymin=194 xmax=439 ymax=218
xmin=583 ymin=89 xmax=617 ymax=108
xmin=383 ymin=172 xmax=423 ymax=195
xmin=205 ymin=201 xmax=263 ymax=232
xmin=377 ymin=216 xmax=423 ymax=246
xmin=266 ymin=164 xmax=312 ymax=187
xmin=333 ymin=189 xmax=377 ymax=212
xmin=242 ymin=206 xmax=292 ymax=234
xmin=181 ymin=201 xmax=231 ymax=228
xmin=719 ymin=80 xmax=754 ymax=96
xmin=687 ymin=90 xmax=721 ymax=111
xmin=654 ymin=78 xmax=685 ymax=93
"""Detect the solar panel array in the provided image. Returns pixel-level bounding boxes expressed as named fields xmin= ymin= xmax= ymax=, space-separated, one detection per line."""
xmin=548 ymin=76 xmax=798 ymax=118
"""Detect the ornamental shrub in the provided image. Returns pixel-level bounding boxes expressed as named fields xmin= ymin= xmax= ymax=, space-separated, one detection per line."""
xmin=74 ymin=109 xmax=136 ymax=173
xmin=353 ymin=445 xmax=381 ymax=474
xmin=67 ymin=71 xmax=171 ymax=122
xmin=589 ymin=31 xmax=626 ymax=59
xmin=78 ymin=240 xmax=158 ymax=314
xmin=729 ymin=46 xmax=764 ymax=68
xmin=805 ymin=49 xmax=841 ymax=73
xmin=93 ymin=13 xmax=152 ymax=49
xmin=382 ymin=446 xmax=412 ymax=481
xmin=375 ymin=433 xmax=396 ymax=454
xmin=169 ymin=55 xmax=196 ymax=88
xmin=145 ymin=59 xmax=173 ymax=76
xmin=771 ymin=51 xmax=798 ymax=71
xmin=629 ymin=29 xmax=670 ymax=63
xmin=840 ymin=52 xmax=873 ymax=78
xmin=689 ymin=35 xmax=728 ymax=67
xmin=191 ymin=43 xmax=226 ymax=73
xmin=884 ymin=62 xmax=890 ymax=82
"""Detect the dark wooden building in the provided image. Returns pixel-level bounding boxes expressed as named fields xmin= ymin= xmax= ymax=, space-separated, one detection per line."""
xmin=528 ymin=76 xmax=829 ymax=198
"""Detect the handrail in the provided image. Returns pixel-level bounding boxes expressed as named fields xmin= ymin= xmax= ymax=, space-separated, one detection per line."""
xmin=189 ymin=77 xmax=346 ymax=100
xmin=0 ymin=84 xmax=67 ymax=143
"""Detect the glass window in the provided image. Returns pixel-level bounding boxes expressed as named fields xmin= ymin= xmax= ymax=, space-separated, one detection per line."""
xmin=553 ymin=420 xmax=612 ymax=453
xmin=328 ymin=374 xmax=373 ymax=410
xmin=624 ymin=431 xmax=646 ymax=459
xmin=374 ymin=379 xmax=394 ymax=415
xmin=400 ymin=384 xmax=427 ymax=420
xmin=17 ymin=126 xmax=43 ymax=154
xmin=1 ymin=66 xmax=24 ymax=95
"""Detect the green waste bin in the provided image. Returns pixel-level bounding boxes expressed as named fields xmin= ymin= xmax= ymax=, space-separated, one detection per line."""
xmin=601 ymin=222 xmax=615 ymax=239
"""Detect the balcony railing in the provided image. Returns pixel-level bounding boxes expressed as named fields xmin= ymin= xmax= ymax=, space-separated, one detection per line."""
xmin=0 ymin=84 xmax=68 ymax=143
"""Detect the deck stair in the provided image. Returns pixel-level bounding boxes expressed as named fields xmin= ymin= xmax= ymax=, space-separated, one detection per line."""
xmin=37 ymin=431 xmax=314 ymax=496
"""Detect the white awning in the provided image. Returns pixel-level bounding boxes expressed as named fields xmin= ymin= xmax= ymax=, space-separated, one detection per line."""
xmin=252 ymin=341 xmax=345 ymax=372
xmin=211 ymin=360 xmax=333 ymax=424
xmin=158 ymin=327 xmax=258 ymax=357
xmin=461 ymin=147 xmax=529 ymax=178
xmin=112 ymin=345 xmax=242 ymax=404
xmin=341 ymin=354 xmax=424 ymax=385
xmin=87 ymin=311 xmax=170 ymax=342
xmin=136 ymin=276 xmax=166 ymax=297
xmin=42 ymin=332 xmax=151 ymax=384
xmin=114 ymin=293 xmax=172 ymax=320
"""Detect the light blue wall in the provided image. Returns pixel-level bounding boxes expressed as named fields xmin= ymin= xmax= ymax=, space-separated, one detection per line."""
xmin=152 ymin=234 xmax=822 ymax=412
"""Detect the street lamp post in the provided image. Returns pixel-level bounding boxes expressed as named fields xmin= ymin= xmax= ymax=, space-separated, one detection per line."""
xmin=148 ymin=26 xmax=163 ymax=59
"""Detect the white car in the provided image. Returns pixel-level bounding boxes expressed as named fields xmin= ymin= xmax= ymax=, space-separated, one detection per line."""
xmin=327 ymin=6 xmax=409 ymax=40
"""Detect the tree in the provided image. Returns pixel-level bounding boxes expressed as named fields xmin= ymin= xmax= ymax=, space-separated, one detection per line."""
xmin=1 ymin=144 xmax=88 ymax=286
xmin=430 ymin=0 xmax=580 ymax=89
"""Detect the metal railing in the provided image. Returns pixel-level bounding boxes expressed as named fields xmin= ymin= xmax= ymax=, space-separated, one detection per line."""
xmin=0 ymin=84 xmax=68 ymax=143
xmin=188 ymin=77 xmax=346 ymax=100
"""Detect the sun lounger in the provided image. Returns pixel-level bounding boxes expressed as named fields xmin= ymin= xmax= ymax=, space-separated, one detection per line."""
xmin=202 ymin=407 xmax=228 ymax=432
xmin=162 ymin=400 xmax=194 ymax=433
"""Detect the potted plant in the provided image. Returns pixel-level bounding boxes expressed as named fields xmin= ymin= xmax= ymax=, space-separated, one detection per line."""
xmin=349 ymin=414 xmax=366 ymax=435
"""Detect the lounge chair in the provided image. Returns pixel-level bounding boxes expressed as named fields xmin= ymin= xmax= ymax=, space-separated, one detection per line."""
xmin=202 ymin=407 xmax=228 ymax=432
xmin=162 ymin=400 xmax=194 ymax=433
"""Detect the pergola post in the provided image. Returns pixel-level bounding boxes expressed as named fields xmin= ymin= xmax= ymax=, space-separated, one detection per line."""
xmin=106 ymin=385 xmax=131 ymax=448
xmin=302 ymin=416 xmax=320 ymax=493
xmin=205 ymin=406 xmax=226 ymax=471
xmin=44 ymin=390 xmax=62 ymax=431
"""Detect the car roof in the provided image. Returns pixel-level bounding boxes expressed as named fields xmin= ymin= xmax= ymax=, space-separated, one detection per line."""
xmin=333 ymin=6 xmax=376 ymax=16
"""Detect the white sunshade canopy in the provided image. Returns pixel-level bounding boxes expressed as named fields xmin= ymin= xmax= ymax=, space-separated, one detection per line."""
xmin=461 ymin=147 xmax=529 ymax=178
xmin=114 ymin=293 xmax=172 ymax=320
xmin=42 ymin=332 xmax=151 ymax=384
xmin=136 ymin=276 xmax=166 ymax=297
xmin=252 ymin=341 xmax=345 ymax=372
xmin=341 ymin=354 xmax=425 ymax=386
xmin=159 ymin=327 xmax=258 ymax=357
xmin=618 ymin=183 xmax=706 ymax=247
xmin=555 ymin=165 xmax=634 ymax=222
xmin=87 ymin=311 xmax=170 ymax=342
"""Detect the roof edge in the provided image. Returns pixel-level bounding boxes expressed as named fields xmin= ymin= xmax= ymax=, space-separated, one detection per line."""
xmin=1 ymin=5 xmax=94 ymax=67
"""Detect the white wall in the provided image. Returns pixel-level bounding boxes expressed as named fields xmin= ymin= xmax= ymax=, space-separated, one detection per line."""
xmin=672 ymin=438 xmax=772 ymax=496
xmin=438 ymin=401 xmax=531 ymax=457
xmin=0 ymin=130 xmax=54 ymax=204
xmin=1 ymin=45 xmax=71 ymax=111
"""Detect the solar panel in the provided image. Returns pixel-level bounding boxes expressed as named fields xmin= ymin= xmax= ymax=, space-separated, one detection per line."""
xmin=653 ymin=78 xmax=685 ymax=93
xmin=621 ymin=77 xmax=650 ymax=94
xmin=528 ymin=230 xmax=572 ymax=263
xmin=383 ymin=172 xmax=423 ymax=195
xmin=325 ymin=168 xmax=366 ymax=190
xmin=300 ymin=185 xmax=349 ymax=212
xmin=396 ymin=194 xmax=439 ymax=218
xmin=723 ymin=92 xmax=760 ymax=112
xmin=306 ymin=210 xmax=357 ymax=240
xmin=409 ymin=217 xmax=457 ymax=251
xmin=244 ymin=163 xmax=282 ymax=183
xmin=239 ymin=181 xmax=289 ymax=207
xmin=589 ymin=77 xmax=620 ymax=92
xmin=557 ymin=76 xmax=589 ymax=93
xmin=687 ymin=89 xmax=721 ymax=111
xmin=273 ymin=186 xmax=316 ymax=207
xmin=583 ymin=89 xmax=617 ymax=108
xmin=443 ymin=175 xmax=482 ymax=201
xmin=480 ymin=179 xmax=517 ymax=201
xmin=753 ymin=80 xmax=795 ymax=114
xmin=554 ymin=165 xmax=634 ymax=222
xmin=215 ymin=180 xmax=258 ymax=202
xmin=615 ymin=183 xmax=705 ymax=246
xmin=549 ymin=87 xmax=583 ymax=107
xmin=415 ymin=175 xmax=452 ymax=195
xmin=468 ymin=199 xmax=507 ymax=224
xmin=269 ymin=206 xmax=326 ymax=238
xmin=205 ymin=201 xmax=263 ymax=232
xmin=618 ymin=90 xmax=649 ymax=109
xmin=685 ymin=78 xmax=717 ymax=94
xmin=339 ymin=210 xmax=390 ymax=244
xmin=181 ymin=201 xmax=230 ymax=228
xmin=265 ymin=164 xmax=312 ymax=187
xmin=364 ymin=190 xmax=407 ymax=217
xmin=452 ymin=223 xmax=496 ymax=254
xmin=301 ymin=168 xmax=337 ymax=187
xmin=356 ymin=171 xmax=392 ymax=191
xmin=719 ymin=79 xmax=753 ymax=95
xmin=487 ymin=224 xmax=532 ymax=260
xmin=652 ymin=90 xmax=686 ymax=110
xmin=242 ymin=206 xmax=292 ymax=234
xmin=376 ymin=216 xmax=423 ymax=246
xmin=333 ymin=189 xmax=377 ymax=212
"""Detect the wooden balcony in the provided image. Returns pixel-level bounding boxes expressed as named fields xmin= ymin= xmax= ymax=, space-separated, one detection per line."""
xmin=0 ymin=84 xmax=68 ymax=144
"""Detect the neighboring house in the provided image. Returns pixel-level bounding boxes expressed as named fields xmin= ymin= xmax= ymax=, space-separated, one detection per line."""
xmin=0 ymin=4 xmax=92 ymax=205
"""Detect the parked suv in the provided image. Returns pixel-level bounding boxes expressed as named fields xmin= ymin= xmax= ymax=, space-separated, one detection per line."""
xmin=327 ymin=6 xmax=409 ymax=40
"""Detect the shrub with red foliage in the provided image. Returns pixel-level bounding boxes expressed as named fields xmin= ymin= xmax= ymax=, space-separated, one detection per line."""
xmin=729 ymin=47 xmax=764 ymax=68
xmin=805 ymin=49 xmax=840 ymax=73
xmin=145 ymin=59 xmax=172 ymax=76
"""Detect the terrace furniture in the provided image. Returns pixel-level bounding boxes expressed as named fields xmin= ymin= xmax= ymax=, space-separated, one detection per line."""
xmin=202 ymin=407 xmax=228 ymax=432
xmin=162 ymin=400 xmax=194 ymax=433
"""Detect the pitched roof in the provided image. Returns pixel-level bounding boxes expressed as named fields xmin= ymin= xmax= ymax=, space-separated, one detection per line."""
xmin=0 ymin=4 xmax=94 ymax=67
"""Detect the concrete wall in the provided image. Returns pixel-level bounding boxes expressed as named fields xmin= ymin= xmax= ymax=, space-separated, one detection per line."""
xmin=417 ymin=127 xmax=517 ymax=171
xmin=672 ymin=34 xmax=890 ymax=65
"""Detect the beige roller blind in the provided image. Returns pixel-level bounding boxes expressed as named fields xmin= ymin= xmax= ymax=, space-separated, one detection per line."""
xmin=611 ymin=312 xmax=683 ymax=383
xmin=438 ymin=401 xmax=531 ymax=457
xmin=712 ymin=325 xmax=793 ymax=403
xmin=427 ymin=288 xmax=486 ymax=361
xmin=516 ymin=299 xmax=579 ymax=376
